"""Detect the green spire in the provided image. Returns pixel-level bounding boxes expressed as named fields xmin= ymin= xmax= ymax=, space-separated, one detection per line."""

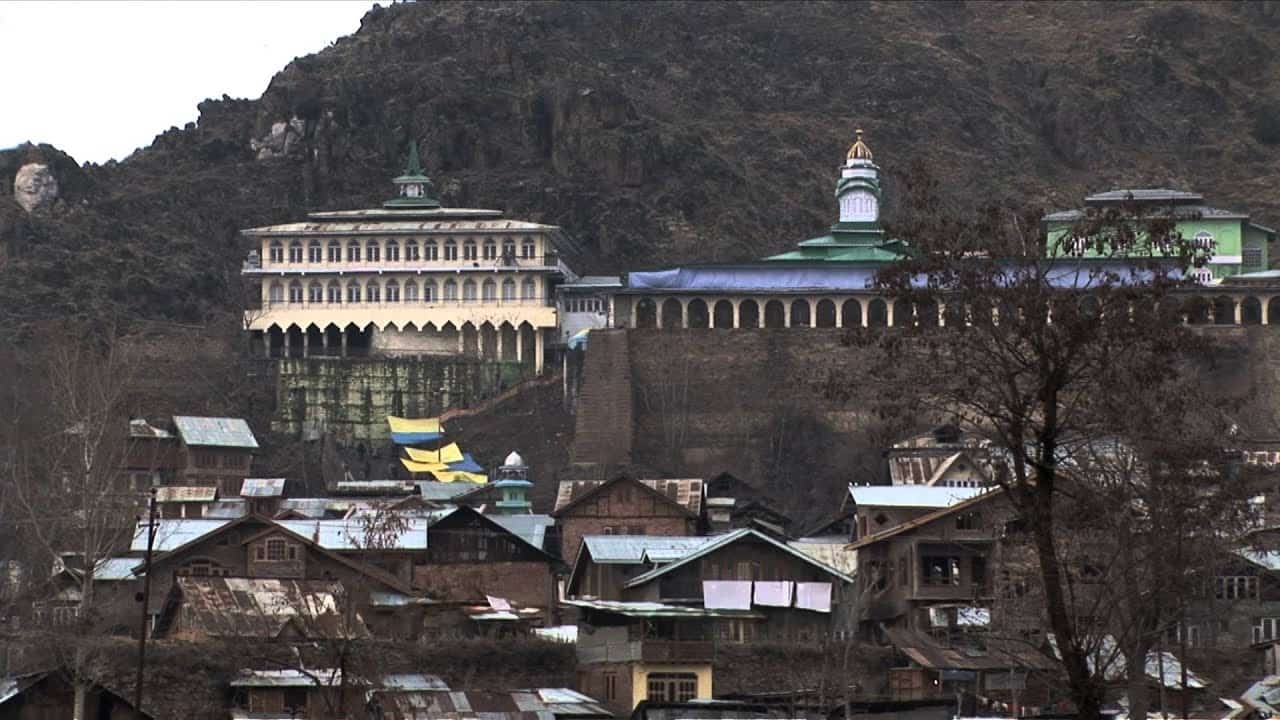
xmin=404 ymin=139 xmax=425 ymax=177
xmin=386 ymin=138 xmax=441 ymax=209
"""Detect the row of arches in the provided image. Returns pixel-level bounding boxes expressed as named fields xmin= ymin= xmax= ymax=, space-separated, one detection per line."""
xmin=266 ymin=236 xmax=539 ymax=265
xmin=258 ymin=321 xmax=546 ymax=369
xmin=266 ymin=277 xmax=541 ymax=305
xmin=629 ymin=294 xmax=1280 ymax=329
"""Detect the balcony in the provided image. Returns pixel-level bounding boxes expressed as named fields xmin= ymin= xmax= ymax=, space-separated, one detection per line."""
xmin=259 ymin=298 xmax=552 ymax=311
xmin=245 ymin=254 xmax=564 ymax=275
xmin=577 ymin=639 xmax=715 ymax=664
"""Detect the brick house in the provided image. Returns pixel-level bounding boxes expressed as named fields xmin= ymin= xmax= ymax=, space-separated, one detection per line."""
xmin=553 ymin=477 xmax=703 ymax=562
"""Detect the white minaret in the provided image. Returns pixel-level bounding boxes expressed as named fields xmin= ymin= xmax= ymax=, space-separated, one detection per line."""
xmin=836 ymin=129 xmax=881 ymax=224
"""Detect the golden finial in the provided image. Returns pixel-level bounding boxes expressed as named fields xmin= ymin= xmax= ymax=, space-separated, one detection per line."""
xmin=847 ymin=128 xmax=873 ymax=161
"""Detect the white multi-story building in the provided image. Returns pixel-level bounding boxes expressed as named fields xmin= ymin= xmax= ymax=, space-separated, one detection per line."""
xmin=241 ymin=144 xmax=573 ymax=372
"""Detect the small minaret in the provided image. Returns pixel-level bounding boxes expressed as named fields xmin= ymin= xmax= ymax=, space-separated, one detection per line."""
xmin=834 ymin=129 xmax=883 ymax=228
xmin=492 ymin=450 xmax=533 ymax=514
xmin=385 ymin=140 xmax=441 ymax=209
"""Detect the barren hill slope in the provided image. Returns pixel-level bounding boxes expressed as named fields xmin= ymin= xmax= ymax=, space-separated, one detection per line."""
xmin=3 ymin=1 xmax=1280 ymax=329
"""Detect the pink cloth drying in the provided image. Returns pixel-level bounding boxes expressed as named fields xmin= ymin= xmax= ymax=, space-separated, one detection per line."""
xmin=703 ymin=580 xmax=753 ymax=610
xmin=795 ymin=582 xmax=832 ymax=613
xmin=752 ymin=581 xmax=794 ymax=607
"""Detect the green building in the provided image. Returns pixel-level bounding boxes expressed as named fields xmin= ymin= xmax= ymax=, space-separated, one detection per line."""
xmin=1043 ymin=189 xmax=1275 ymax=284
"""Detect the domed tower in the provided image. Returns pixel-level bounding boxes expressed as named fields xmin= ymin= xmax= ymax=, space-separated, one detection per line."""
xmin=493 ymin=450 xmax=533 ymax=514
xmin=834 ymin=129 xmax=883 ymax=229
xmin=384 ymin=140 xmax=441 ymax=209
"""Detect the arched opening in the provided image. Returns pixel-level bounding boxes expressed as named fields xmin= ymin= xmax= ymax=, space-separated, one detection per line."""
xmin=288 ymin=280 xmax=303 ymax=304
xmin=404 ymin=281 xmax=418 ymax=303
xmin=463 ymin=239 xmax=477 ymax=261
xmin=365 ymin=281 xmax=381 ymax=303
xmin=996 ymin=299 xmax=1019 ymax=328
xmin=423 ymin=281 xmax=437 ymax=303
xmin=327 ymin=240 xmax=341 ymax=262
xmin=384 ymin=280 xmax=400 ymax=303
xmin=366 ymin=241 xmax=381 ymax=263
xmin=687 ymin=299 xmax=710 ymax=329
xmin=386 ymin=241 xmax=400 ymax=262
xmin=868 ymin=299 xmax=888 ymax=327
xmin=1269 ymin=298 xmax=1280 ymax=326
xmin=268 ymin=281 xmax=284 ymax=305
xmin=1183 ymin=296 xmax=1210 ymax=325
xmin=346 ymin=281 xmax=361 ymax=303
xmin=739 ymin=300 xmax=760 ymax=329
xmin=815 ymin=299 xmax=837 ymax=328
xmin=288 ymin=241 xmax=303 ymax=263
xmin=661 ymin=298 xmax=684 ymax=329
xmin=346 ymin=240 xmax=361 ymax=262
xmin=841 ymin=299 xmax=862 ymax=328
xmin=522 ymin=279 xmax=538 ymax=301
xmin=764 ymin=300 xmax=786 ymax=328
xmin=1213 ymin=296 xmax=1235 ymax=325
xmin=942 ymin=301 xmax=965 ymax=328
xmin=970 ymin=298 xmax=993 ymax=326
xmin=502 ymin=279 xmax=516 ymax=301
xmin=405 ymin=240 xmax=419 ymax=262
xmin=1131 ymin=296 xmax=1156 ymax=326
xmin=917 ymin=300 xmax=940 ymax=328
xmin=269 ymin=241 xmax=284 ymax=264
xmin=424 ymin=241 xmax=438 ymax=261
xmin=483 ymin=239 xmax=497 ymax=261
xmin=636 ymin=298 xmax=658 ymax=328
xmin=308 ymin=281 xmax=323 ymax=304
xmin=790 ymin=299 xmax=811 ymax=328
xmin=463 ymin=280 xmax=477 ymax=302
xmin=892 ymin=299 xmax=913 ymax=328
xmin=1079 ymin=295 xmax=1102 ymax=320
xmin=1242 ymin=297 xmax=1263 ymax=325
xmin=307 ymin=240 xmax=322 ymax=263
xmin=482 ymin=279 xmax=497 ymax=302
xmin=713 ymin=300 xmax=734 ymax=328
xmin=327 ymin=281 xmax=341 ymax=304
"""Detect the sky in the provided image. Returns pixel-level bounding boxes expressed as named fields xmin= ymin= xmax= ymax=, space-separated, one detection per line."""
xmin=0 ymin=1 xmax=374 ymax=164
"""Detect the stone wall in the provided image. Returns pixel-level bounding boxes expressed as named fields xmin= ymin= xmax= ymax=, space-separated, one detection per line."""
xmin=273 ymin=356 xmax=531 ymax=444
xmin=569 ymin=329 xmax=634 ymax=469
xmin=370 ymin=326 xmax=461 ymax=355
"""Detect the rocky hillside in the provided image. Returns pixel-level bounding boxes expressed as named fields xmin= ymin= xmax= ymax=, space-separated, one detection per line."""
xmin=4 ymin=1 xmax=1280 ymax=329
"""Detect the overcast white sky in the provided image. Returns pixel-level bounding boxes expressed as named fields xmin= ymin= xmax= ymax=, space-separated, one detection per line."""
xmin=0 ymin=1 xmax=373 ymax=164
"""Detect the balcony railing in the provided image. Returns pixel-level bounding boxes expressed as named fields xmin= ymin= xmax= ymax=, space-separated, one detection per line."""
xmin=257 ymin=298 xmax=552 ymax=310
xmin=641 ymin=640 xmax=715 ymax=662
xmin=248 ymin=254 xmax=563 ymax=274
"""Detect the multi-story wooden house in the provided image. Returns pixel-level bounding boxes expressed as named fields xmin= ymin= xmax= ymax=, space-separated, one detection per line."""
xmin=552 ymin=477 xmax=703 ymax=562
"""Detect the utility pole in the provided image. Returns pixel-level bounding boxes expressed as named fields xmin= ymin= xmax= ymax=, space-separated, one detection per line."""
xmin=134 ymin=491 xmax=158 ymax=711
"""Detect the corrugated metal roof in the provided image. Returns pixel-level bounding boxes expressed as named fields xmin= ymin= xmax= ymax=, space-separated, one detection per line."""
xmin=583 ymin=535 xmax=713 ymax=564
xmin=243 ymin=218 xmax=551 ymax=235
xmin=276 ymin=518 xmax=430 ymax=550
xmin=175 ymin=577 xmax=368 ymax=640
xmin=847 ymin=485 xmax=987 ymax=509
xmin=624 ymin=529 xmax=854 ymax=587
xmin=205 ymin=500 xmax=248 ymax=519
xmin=489 ymin=514 xmax=554 ymax=551
xmin=381 ymin=674 xmax=449 ymax=691
xmin=1239 ymin=549 xmax=1280 ymax=571
xmin=240 ymin=478 xmax=285 ymax=497
xmin=1085 ymin=188 xmax=1204 ymax=203
xmin=155 ymin=486 xmax=218 ymax=503
xmin=415 ymin=481 xmax=477 ymax=501
xmin=173 ymin=416 xmax=259 ymax=449
xmin=93 ymin=557 xmax=142 ymax=581
xmin=132 ymin=518 xmax=232 ymax=551
xmin=231 ymin=669 xmax=344 ymax=688
xmin=277 ymin=498 xmax=330 ymax=518
xmin=786 ymin=541 xmax=856 ymax=576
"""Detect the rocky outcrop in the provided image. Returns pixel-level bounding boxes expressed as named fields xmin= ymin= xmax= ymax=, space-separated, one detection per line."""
xmin=250 ymin=116 xmax=307 ymax=160
xmin=12 ymin=163 xmax=58 ymax=213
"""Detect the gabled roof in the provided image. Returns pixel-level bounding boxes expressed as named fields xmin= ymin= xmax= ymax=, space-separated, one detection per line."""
xmin=173 ymin=416 xmax=258 ymax=449
xmin=552 ymin=477 xmax=702 ymax=517
xmin=240 ymin=478 xmax=286 ymax=498
xmin=847 ymin=485 xmax=987 ymax=509
xmin=623 ymin=528 xmax=853 ymax=588
xmin=583 ymin=535 xmax=714 ymax=564
xmin=434 ymin=506 xmax=554 ymax=558
xmin=847 ymin=488 xmax=1004 ymax=551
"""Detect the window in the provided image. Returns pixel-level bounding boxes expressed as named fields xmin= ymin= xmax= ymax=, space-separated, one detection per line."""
xmin=463 ymin=280 xmax=477 ymax=302
xmin=482 ymin=279 xmax=497 ymax=302
xmin=406 ymin=240 xmax=420 ymax=262
xmin=282 ymin=688 xmax=307 ymax=713
xmin=308 ymin=282 xmax=323 ymax=304
xmin=327 ymin=281 xmax=341 ymax=304
xmin=503 ymin=239 xmax=516 ymax=261
xmin=1245 ymin=246 xmax=1264 ymax=269
xmin=424 ymin=281 xmax=437 ymax=303
xmin=464 ymin=239 xmax=477 ymax=261
xmin=483 ymin=238 xmax=497 ymax=260
xmin=522 ymin=237 xmax=536 ymax=259
xmin=288 ymin=281 xmax=303 ymax=304
xmin=347 ymin=281 xmax=361 ymax=303
xmin=899 ymin=555 xmax=908 ymax=587
xmin=647 ymin=673 xmax=698 ymax=703
xmin=385 ymin=280 xmax=400 ymax=302
xmin=404 ymin=281 xmax=418 ymax=303
xmin=386 ymin=241 xmax=400 ymax=262
xmin=366 ymin=241 xmax=381 ymax=263
xmin=178 ymin=558 xmax=229 ymax=577
xmin=288 ymin=241 xmax=303 ymax=263
xmin=328 ymin=240 xmax=341 ymax=262
xmin=922 ymin=556 xmax=961 ymax=585
xmin=308 ymin=241 xmax=322 ymax=263
xmin=1193 ymin=268 xmax=1213 ymax=285
xmin=604 ymin=673 xmax=618 ymax=702
xmin=366 ymin=281 xmax=381 ymax=303
xmin=717 ymin=619 xmax=756 ymax=643
xmin=735 ymin=561 xmax=761 ymax=581
xmin=444 ymin=280 xmax=458 ymax=301
xmin=1168 ymin=623 xmax=1203 ymax=648
xmin=502 ymin=279 xmax=516 ymax=301
xmin=269 ymin=241 xmax=284 ymax=263
xmin=444 ymin=239 xmax=457 ymax=261
xmin=268 ymin=282 xmax=284 ymax=304
xmin=522 ymin=278 xmax=538 ymax=300
xmin=1217 ymin=576 xmax=1258 ymax=600
xmin=346 ymin=241 xmax=361 ymax=262
xmin=1194 ymin=231 xmax=1215 ymax=251
xmin=1255 ymin=617 xmax=1280 ymax=644
xmin=265 ymin=538 xmax=288 ymax=561
xmin=956 ymin=512 xmax=982 ymax=530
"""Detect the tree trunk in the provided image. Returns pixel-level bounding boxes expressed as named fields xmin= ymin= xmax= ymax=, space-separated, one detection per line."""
xmin=72 ymin=682 xmax=87 ymax=720
xmin=1126 ymin=637 xmax=1151 ymax=720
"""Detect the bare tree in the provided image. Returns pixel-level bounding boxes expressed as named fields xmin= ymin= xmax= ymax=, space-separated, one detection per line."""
xmin=862 ymin=173 xmax=1247 ymax=720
